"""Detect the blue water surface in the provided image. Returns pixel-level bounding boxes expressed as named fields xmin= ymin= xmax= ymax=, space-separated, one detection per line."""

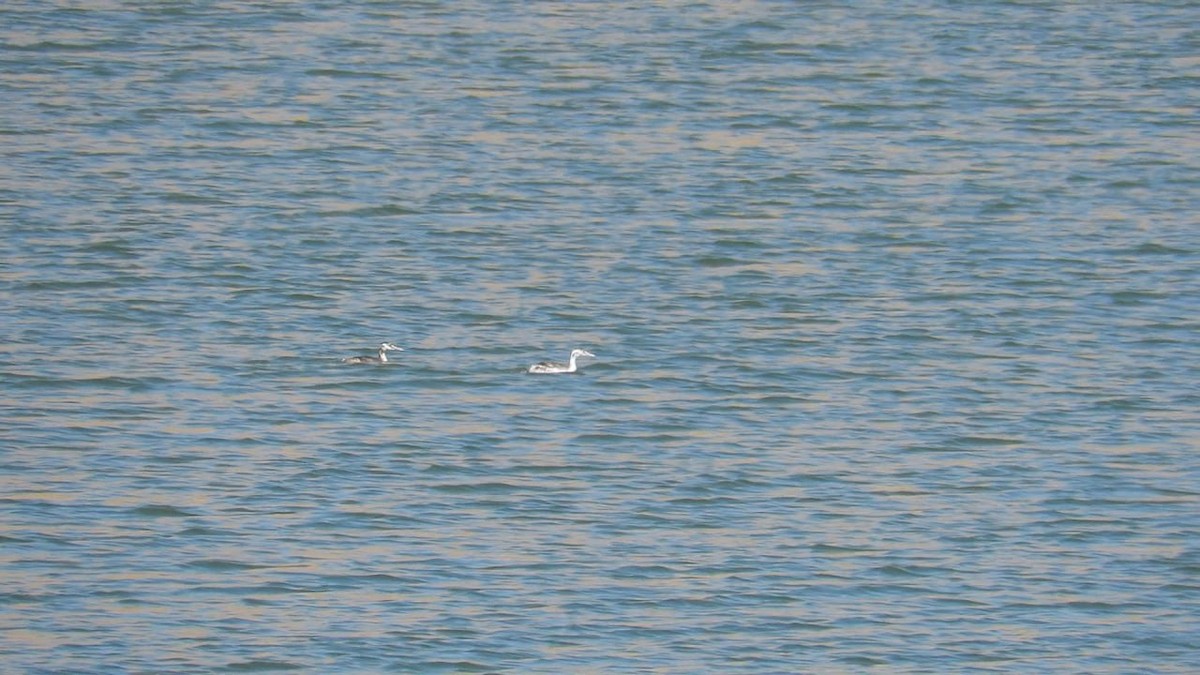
xmin=2 ymin=1 xmax=1198 ymax=672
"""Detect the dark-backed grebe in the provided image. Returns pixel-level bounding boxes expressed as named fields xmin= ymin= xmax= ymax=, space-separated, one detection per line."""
xmin=527 ymin=349 xmax=595 ymax=374
xmin=342 ymin=342 xmax=404 ymax=364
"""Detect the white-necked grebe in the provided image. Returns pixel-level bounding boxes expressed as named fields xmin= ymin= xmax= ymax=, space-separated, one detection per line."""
xmin=342 ymin=342 xmax=404 ymax=364
xmin=527 ymin=348 xmax=595 ymax=374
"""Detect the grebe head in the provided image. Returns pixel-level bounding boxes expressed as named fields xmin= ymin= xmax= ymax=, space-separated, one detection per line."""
xmin=380 ymin=342 xmax=404 ymax=352
xmin=572 ymin=349 xmax=595 ymax=359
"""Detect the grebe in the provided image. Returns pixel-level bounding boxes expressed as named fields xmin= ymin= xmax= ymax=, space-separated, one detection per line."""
xmin=527 ymin=349 xmax=595 ymax=374
xmin=342 ymin=342 xmax=404 ymax=364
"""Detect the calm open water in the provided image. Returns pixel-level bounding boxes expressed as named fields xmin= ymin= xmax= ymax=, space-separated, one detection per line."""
xmin=2 ymin=1 xmax=1199 ymax=672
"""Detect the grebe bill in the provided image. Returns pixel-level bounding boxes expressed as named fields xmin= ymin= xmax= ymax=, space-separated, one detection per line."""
xmin=527 ymin=349 xmax=595 ymax=374
xmin=342 ymin=342 xmax=404 ymax=364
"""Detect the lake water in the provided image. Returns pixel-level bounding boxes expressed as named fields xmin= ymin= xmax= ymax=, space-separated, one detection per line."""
xmin=2 ymin=1 xmax=1198 ymax=672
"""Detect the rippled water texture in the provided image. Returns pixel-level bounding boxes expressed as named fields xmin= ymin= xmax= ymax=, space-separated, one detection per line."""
xmin=2 ymin=1 xmax=1199 ymax=672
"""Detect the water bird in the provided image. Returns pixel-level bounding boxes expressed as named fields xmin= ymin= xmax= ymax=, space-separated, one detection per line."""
xmin=342 ymin=342 xmax=404 ymax=364
xmin=527 ymin=349 xmax=595 ymax=374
